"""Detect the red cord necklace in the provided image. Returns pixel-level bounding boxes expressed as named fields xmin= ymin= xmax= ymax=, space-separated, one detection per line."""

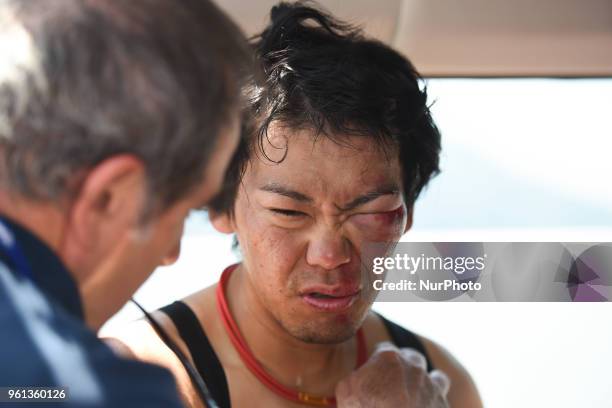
xmin=216 ymin=264 xmax=367 ymax=407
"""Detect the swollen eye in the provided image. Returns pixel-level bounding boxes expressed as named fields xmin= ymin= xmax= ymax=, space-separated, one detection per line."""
xmin=353 ymin=206 xmax=405 ymax=225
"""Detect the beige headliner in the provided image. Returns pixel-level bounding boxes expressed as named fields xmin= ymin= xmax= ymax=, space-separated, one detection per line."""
xmin=215 ymin=0 xmax=612 ymax=77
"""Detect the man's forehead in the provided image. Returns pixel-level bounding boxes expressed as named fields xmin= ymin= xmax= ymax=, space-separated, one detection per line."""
xmin=268 ymin=125 xmax=398 ymax=162
xmin=248 ymin=133 xmax=403 ymax=202
xmin=265 ymin=125 xmax=394 ymax=158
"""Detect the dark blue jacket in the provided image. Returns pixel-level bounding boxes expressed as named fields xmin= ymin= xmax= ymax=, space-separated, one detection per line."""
xmin=0 ymin=216 xmax=184 ymax=407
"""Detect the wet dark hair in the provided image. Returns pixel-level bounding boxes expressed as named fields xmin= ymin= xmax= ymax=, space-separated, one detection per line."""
xmin=210 ymin=0 xmax=441 ymax=213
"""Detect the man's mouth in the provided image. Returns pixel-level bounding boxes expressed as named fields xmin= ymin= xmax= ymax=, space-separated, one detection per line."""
xmin=301 ymin=287 xmax=361 ymax=312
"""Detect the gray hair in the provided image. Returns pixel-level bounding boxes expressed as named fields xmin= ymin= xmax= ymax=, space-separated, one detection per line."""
xmin=0 ymin=0 xmax=252 ymax=212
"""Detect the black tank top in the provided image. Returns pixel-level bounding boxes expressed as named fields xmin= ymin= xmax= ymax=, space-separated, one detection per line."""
xmin=160 ymin=301 xmax=434 ymax=408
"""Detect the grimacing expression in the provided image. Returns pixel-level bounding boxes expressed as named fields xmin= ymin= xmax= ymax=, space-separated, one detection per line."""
xmin=233 ymin=124 xmax=409 ymax=344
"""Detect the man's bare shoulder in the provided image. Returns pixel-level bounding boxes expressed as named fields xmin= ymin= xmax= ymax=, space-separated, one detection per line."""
xmin=105 ymin=282 xmax=220 ymax=360
xmin=362 ymin=312 xmax=482 ymax=408
xmin=104 ymin=310 xmax=183 ymax=361
xmin=102 ymin=310 xmax=191 ymax=382
xmin=182 ymin=284 xmax=218 ymax=320
xmin=101 ymin=287 xmax=218 ymax=408
xmin=418 ymin=335 xmax=483 ymax=408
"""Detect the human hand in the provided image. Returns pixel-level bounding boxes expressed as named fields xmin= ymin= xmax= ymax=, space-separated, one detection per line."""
xmin=336 ymin=342 xmax=450 ymax=408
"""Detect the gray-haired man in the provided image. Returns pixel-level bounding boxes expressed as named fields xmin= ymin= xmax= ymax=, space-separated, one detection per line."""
xmin=0 ymin=0 xmax=248 ymax=405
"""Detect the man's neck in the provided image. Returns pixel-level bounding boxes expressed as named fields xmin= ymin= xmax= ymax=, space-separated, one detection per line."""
xmin=225 ymin=264 xmax=359 ymax=395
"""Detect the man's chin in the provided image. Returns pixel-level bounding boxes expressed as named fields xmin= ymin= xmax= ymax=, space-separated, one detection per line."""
xmin=295 ymin=330 xmax=357 ymax=345
xmin=279 ymin=298 xmax=372 ymax=344
xmin=284 ymin=319 xmax=361 ymax=344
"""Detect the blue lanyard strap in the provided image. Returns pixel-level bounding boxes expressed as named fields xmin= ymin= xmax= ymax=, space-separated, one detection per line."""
xmin=0 ymin=219 xmax=35 ymax=282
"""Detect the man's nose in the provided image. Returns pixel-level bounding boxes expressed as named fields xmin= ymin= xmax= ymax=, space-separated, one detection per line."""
xmin=160 ymin=240 xmax=181 ymax=266
xmin=306 ymin=228 xmax=351 ymax=270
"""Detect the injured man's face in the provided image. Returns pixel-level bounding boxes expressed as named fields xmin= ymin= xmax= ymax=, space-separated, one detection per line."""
xmin=220 ymin=123 xmax=410 ymax=344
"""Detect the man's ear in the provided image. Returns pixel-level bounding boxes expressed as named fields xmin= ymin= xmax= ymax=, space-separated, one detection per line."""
xmin=209 ymin=210 xmax=235 ymax=234
xmin=65 ymin=155 xmax=147 ymax=253
xmin=404 ymin=206 xmax=414 ymax=233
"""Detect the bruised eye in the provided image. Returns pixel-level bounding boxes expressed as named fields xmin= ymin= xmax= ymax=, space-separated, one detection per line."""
xmin=269 ymin=208 xmax=307 ymax=217
xmin=352 ymin=206 xmax=405 ymax=225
